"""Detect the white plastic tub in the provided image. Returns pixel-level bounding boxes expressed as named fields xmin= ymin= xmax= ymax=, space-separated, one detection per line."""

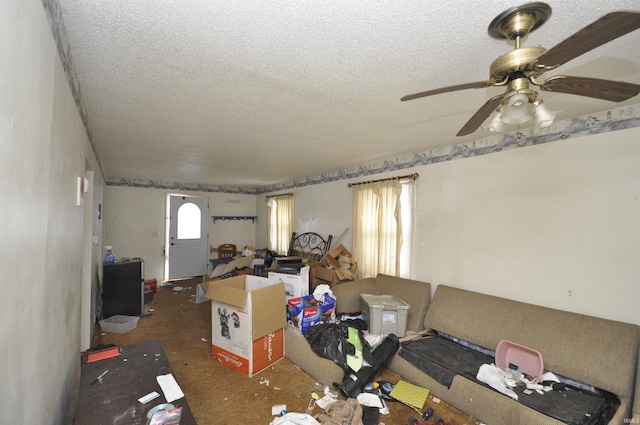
xmin=100 ymin=315 xmax=139 ymax=334
xmin=360 ymin=294 xmax=410 ymax=337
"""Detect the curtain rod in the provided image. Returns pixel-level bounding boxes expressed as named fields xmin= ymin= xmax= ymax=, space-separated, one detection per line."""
xmin=348 ymin=173 xmax=419 ymax=187
xmin=265 ymin=192 xmax=293 ymax=198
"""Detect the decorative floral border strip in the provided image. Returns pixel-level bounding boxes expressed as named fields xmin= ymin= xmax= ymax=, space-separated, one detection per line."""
xmin=45 ymin=0 xmax=640 ymax=195
xmin=43 ymin=0 xmax=104 ymax=177
xmin=104 ymin=178 xmax=260 ymax=195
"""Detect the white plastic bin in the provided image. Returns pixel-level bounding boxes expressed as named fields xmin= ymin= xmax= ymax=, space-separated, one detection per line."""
xmin=100 ymin=315 xmax=140 ymax=334
xmin=360 ymin=294 xmax=409 ymax=337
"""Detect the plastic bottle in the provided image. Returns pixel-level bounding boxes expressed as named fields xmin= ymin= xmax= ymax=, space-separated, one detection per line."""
xmin=104 ymin=246 xmax=116 ymax=264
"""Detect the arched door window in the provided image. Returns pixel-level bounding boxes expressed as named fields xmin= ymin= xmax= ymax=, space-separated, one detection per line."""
xmin=177 ymin=202 xmax=201 ymax=239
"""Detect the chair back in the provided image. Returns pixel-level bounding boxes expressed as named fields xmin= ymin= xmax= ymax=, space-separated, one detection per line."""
xmin=218 ymin=244 xmax=236 ymax=260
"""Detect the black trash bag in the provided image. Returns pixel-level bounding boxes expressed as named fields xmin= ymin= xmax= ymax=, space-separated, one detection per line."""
xmin=303 ymin=319 xmax=372 ymax=372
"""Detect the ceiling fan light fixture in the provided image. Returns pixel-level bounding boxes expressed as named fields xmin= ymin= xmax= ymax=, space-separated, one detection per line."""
xmin=482 ymin=110 xmax=505 ymax=132
xmin=500 ymin=96 xmax=535 ymax=125
xmin=507 ymin=92 xmax=530 ymax=108
xmin=534 ymin=101 xmax=558 ymax=128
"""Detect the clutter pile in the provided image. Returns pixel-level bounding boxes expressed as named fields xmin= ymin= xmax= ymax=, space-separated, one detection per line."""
xmin=311 ymin=244 xmax=357 ymax=289
xmin=201 ymin=240 xmax=474 ymax=424
xmin=268 ymin=376 xmax=456 ymax=425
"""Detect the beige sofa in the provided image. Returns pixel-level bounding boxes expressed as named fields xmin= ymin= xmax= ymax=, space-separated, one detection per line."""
xmin=390 ymin=284 xmax=639 ymax=425
xmin=284 ymin=274 xmax=431 ymax=387
xmin=286 ymin=275 xmax=639 ymax=424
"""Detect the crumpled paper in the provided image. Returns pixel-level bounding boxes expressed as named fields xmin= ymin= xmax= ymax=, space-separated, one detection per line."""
xmin=313 ymin=284 xmax=334 ymax=300
xmin=270 ymin=413 xmax=321 ymax=425
xmin=476 ymin=363 xmax=518 ymax=400
xmin=314 ymin=399 xmax=363 ymax=425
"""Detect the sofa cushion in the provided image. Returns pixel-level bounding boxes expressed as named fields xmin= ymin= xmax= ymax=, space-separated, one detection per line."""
xmin=333 ymin=277 xmax=376 ymax=314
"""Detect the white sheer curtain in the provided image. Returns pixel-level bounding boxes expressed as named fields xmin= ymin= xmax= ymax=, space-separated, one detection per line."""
xmin=352 ymin=180 xmax=402 ymax=279
xmin=398 ymin=179 xmax=415 ymax=278
xmin=266 ymin=194 xmax=294 ymax=255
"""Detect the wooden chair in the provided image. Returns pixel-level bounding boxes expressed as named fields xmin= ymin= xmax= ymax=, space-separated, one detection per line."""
xmin=218 ymin=244 xmax=237 ymax=260
xmin=287 ymin=232 xmax=333 ymax=263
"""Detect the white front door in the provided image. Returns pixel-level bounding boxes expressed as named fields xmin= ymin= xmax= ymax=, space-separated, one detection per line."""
xmin=168 ymin=195 xmax=209 ymax=279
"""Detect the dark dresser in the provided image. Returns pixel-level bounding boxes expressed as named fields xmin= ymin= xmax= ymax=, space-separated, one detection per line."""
xmin=102 ymin=258 xmax=144 ymax=318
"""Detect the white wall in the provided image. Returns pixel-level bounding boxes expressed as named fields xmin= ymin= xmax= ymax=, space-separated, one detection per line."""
xmin=104 ymin=187 xmax=256 ymax=280
xmin=414 ymin=128 xmax=640 ymax=325
xmin=0 ymin=1 xmax=104 ymax=424
xmin=260 ymin=127 xmax=640 ymax=325
xmin=255 ymin=184 xmax=353 ymax=252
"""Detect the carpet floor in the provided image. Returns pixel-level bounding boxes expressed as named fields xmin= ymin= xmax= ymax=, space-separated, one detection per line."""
xmin=89 ymin=277 xmax=481 ymax=425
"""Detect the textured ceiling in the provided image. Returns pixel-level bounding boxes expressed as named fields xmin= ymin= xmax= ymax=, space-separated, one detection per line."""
xmin=57 ymin=0 xmax=640 ymax=188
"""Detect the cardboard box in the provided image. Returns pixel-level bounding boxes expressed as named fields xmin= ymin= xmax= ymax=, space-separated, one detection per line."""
xmin=198 ymin=260 xmax=260 ymax=305
xmin=286 ymin=293 xmax=336 ymax=335
xmin=205 ymin=275 xmax=286 ymax=377
xmin=320 ymin=244 xmax=357 ymax=280
xmin=268 ymin=266 xmax=310 ymax=301
xmin=311 ymin=263 xmax=338 ymax=283
xmin=209 ymin=256 xmax=254 ymax=278
xmin=192 ymin=282 xmax=211 ymax=304
xmin=308 ymin=263 xmax=348 ymax=288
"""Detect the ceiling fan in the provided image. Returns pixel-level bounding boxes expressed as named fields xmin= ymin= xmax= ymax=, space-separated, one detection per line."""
xmin=401 ymin=2 xmax=640 ymax=136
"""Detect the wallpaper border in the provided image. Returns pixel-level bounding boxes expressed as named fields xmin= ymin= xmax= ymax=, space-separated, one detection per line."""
xmin=43 ymin=0 xmax=104 ymax=178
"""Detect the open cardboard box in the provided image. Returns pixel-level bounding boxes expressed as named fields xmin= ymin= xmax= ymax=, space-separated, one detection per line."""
xmin=205 ymin=275 xmax=286 ymax=377
xmin=209 ymin=255 xmax=254 ymax=278
xmin=314 ymin=244 xmax=358 ymax=284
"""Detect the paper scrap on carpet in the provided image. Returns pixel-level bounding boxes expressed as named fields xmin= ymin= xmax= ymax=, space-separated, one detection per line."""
xmin=156 ymin=373 xmax=184 ymax=403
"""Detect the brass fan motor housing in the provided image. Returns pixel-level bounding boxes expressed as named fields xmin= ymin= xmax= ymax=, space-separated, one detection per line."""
xmin=490 ymin=46 xmax=547 ymax=81
xmin=488 ymin=2 xmax=552 ymax=40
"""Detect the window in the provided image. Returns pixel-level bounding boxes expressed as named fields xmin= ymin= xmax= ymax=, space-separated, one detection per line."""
xmin=352 ymin=177 xmax=415 ymax=279
xmin=266 ymin=193 xmax=294 ymax=255
xmin=177 ymin=202 xmax=201 ymax=239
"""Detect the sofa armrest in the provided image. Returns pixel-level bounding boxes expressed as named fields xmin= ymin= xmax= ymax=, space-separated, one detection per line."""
xmin=332 ymin=278 xmax=376 ymax=314
xmin=632 ymin=347 xmax=640 ymax=422
xmin=284 ymin=327 xmax=344 ymax=386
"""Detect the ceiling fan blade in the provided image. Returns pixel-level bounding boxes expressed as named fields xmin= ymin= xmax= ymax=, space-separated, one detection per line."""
xmin=540 ymin=76 xmax=640 ymax=102
xmin=456 ymin=94 xmax=504 ymax=137
xmin=535 ymin=11 xmax=640 ymax=69
xmin=401 ymin=81 xmax=494 ymax=102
